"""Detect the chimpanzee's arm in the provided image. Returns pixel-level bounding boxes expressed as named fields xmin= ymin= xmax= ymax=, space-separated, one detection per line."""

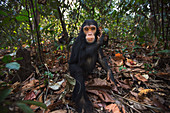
xmin=98 ymin=48 xmax=116 ymax=84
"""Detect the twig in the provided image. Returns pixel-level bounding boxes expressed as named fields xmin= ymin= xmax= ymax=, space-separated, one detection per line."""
xmin=111 ymin=91 xmax=162 ymax=111
xmin=16 ymin=72 xmax=22 ymax=82
xmin=22 ymin=73 xmax=35 ymax=84
xmin=121 ymin=100 xmax=141 ymax=113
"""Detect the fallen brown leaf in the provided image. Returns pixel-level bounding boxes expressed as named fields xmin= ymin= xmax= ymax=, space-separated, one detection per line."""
xmin=117 ymin=80 xmax=131 ymax=89
xmin=138 ymin=89 xmax=155 ymax=97
xmin=135 ymin=73 xmax=148 ymax=82
xmin=24 ymin=91 xmax=36 ymax=100
xmin=22 ymin=79 xmax=39 ymax=90
xmin=49 ymin=110 xmax=67 ymax=113
xmin=153 ymin=95 xmax=166 ymax=110
xmin=105 ymin=104 xmax=121 ymax=113
xmin=87 ymin=89 xmax=115 ymax=102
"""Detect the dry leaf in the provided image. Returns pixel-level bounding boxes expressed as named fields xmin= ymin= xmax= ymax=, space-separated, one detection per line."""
xmin=131 ymin=102 xmax=147 ymax=110
xmin=135 ymin=73 xmax=148 ymax=82
xmin=125 ymin=60 xmax=143 ymax=68
xmin=49 ymin=79 xmax=65 ymax=90
xmin=130 ymin=91 xmax=139 ymax=99
xmin=115 ymin=53 xmax=123 ymax=58
xmin=22 ymin=79 xmax=39 ymax=90
xmin=153 ymin=36 xmax=158 ymax=47
xmin=156 ymin=72 xmax=170 ymax=80
xmin=132 ymin=68 xmax=145 ymax=73
xmin=30 ymin=104 xmax=39 ymax=111
xmin=117 ymin=80 xmax=131 ymax=89
xmin=126 ymin=58 xmax=136 ymax=65
xmin=87 ymin=90 xmax=115 ymax=102
xmin=142 ymin=74 xmax=149 ymax=80
xmin=87 ymin=78 xmax=111 ymax=87
xmin=11 ymin=82 xmax=20 ymax=93
xmin=153 ymin=95 xmax=166 ymax=110
xmin=24 ymin=91 xmax=36 ymax=100
xmin=113 ymin=53 xmax=125 ymax=62
xmin=105 ymin=104 xmax=121 ymax=113
xmin=115 ymin=59 xmax=124 ymax=66
xmin=50 ymin=110 xmax=67 ymax=113
xmin=138 ymin=89 xmax=155 ymax=97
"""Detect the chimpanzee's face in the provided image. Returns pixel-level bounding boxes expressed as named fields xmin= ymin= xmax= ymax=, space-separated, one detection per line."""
xmin=83 ymin=25 xmax=97 ymax=43
xmin=81 ymin=19 xmax=99 ymax=44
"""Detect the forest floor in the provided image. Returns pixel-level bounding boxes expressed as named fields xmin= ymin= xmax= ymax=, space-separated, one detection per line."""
xmin=0 ymin=39 xmax=170 ymax=113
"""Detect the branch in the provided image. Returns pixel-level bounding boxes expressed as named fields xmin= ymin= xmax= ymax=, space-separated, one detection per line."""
xmin=30 ymin=0 xmax=43 ymax=63
xmin=56 ymin=1 xmax=69 ymax=44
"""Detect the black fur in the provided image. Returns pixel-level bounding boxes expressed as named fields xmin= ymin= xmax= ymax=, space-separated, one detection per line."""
xmin=69 ymin=19 xmax=115 ymax=113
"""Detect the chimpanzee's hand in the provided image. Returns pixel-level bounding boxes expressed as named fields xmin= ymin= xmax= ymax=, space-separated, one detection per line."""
xmin=97 ymin=34 xmax=105 ymax=46
xmin=107 ymin=69 xmax=117 ymax=85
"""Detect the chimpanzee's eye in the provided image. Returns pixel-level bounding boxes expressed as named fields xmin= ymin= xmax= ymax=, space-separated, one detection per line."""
xmin=91 ymin=27 xmax=96 ymax=30
xmin=84 ymin=27 xmax=89 ymax=31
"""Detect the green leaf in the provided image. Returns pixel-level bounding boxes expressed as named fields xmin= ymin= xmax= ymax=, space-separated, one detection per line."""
xmin=2 ymin=55 xmax=12 ymax=63
xmin=21 ymin=100 xmax=47 ymax=109
xmin=0 ymin=105 xmax=9 ymax=113
xmin=20 ymin=9 xmax=28 ymax=16
xmin=42 ymin=23 xmax=54 ymax=32
xmin=14 ymin=57 xmax=23 ymax=61
xmin=45 ymin=71 xmax=54 ymax=79
xmin=139 ymin=31 xmax=145 ymax=37
xmin=103 ymin=28 xmax=109 ymax=33
xmin=148 ymin=49 xmax=170 ymax=56
xmin=16 ymin=15 xmax=29 ymax=21
xmin=157 ymin=49 xmax=170 ymax=54
xmin=0 ymin=10 xmax=8 ymax=16
xmin=0 ymin=88 xmax=11 ymax=103
xmin=5 ymin=62 xmax=20 ymax=70
xmin=133 ymin=45 xmax=141 ymax=49
xmin=119 ymin=66 xmax=126 ymax=71
xmin=16 ymin=102 xmax=34 ymax=113
xmin=148 ymin=51 xmax=154 ymax=56
xmin=57 ymin=56 xmax=62 ymax=60
xmin=60 ymin=45 xmax=64 ymax=51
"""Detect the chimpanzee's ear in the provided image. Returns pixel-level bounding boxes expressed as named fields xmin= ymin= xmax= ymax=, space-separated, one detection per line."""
xmin=79 ymin=27 xmax=82 ymax=33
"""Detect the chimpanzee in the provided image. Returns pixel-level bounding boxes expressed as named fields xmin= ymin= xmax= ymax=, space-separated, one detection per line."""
xmin=69 ymin=19 xmax=115 ymax=113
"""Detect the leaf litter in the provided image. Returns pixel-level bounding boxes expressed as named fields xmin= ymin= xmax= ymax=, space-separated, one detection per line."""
xmin=1 ymin=40 xmax=170 ymax=113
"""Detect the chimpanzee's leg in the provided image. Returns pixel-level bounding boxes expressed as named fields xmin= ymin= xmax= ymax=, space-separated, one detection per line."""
xmin=98 ymin=48 xmax=116 ymax=84
xmin=69 ymin=64 xmax=93 ymax=113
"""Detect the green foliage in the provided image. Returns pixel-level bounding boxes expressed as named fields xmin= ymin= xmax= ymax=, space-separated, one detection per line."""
xmin=103 ymin=28 xmax=109 ymax=34
xmin=44 ymin=71 xmax=54 ymax=79
xmin=18 ymin=100 xmax=47 ymax=110
xmin=0 ymin=87 xmax=47 ymax=113
xmin=16 ymin=15 xmax=29 ymax=21
xmin=2 ymin=55 xmax=12 ymax=63
xmin=0 ymin=1 xmax=169 ymax=112
xmin=157 ymin=50 xmax=170 ymax=54
xmin=119 ymin=66 xmax=127 ymax=71
xmin=0 ymin=88 xmax=11 ymax=103
xmin=14 ymin=57 xmax=24 ymax=61
xmin=16 ymin=100 xmax=47 ymax=113
xmin=0 ymin=0 xmax=168 ymax=53
xmin=144 ymin=63 xmax=152 ymax=70
xmin=5 ymin=62 xmax=20 ymax=70
xmin=148 ymin=49 xmax=170 ymax=56
xmin=0 ymin=10 xmax=8 ymax=16
xmin=16 ymin=102 xmax=34 ymax=113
